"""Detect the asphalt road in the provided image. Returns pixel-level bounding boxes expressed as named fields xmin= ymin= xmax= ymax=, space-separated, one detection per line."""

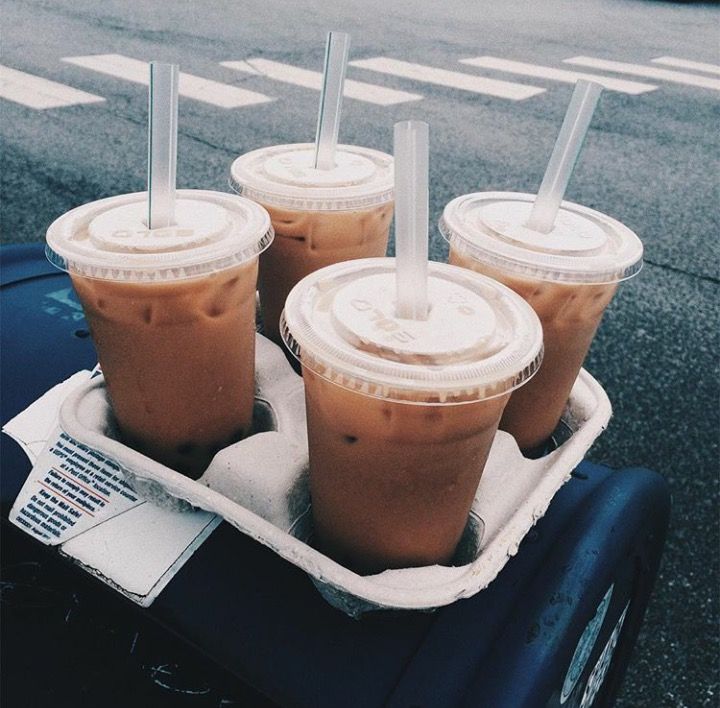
xmin=1 ymin=0 xmax=719 ymax=705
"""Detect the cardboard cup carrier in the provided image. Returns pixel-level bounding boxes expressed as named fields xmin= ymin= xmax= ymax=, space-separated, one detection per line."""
xmin=57 ymin=278 xmax=612 ymax=618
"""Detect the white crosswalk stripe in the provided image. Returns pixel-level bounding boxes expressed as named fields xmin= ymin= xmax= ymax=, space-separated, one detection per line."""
xmin=0 ymin=65 xmax=105 ymax=109
xmin=62 ymin=54 xmax=273 ymax=108
xmin=651 ymin=56 xmax=720 ymax=76
xmin=221 ymin=58 xmax=422 ymax=105
xmin=348 ymin=57 xmax=544 ymax=100
xmin=459 ymin=56 xmax=657 ymax=95
xmin=6 ymin=52 xmax=710 ymax=116
xmin=563 ymin=56 xmax=720 ymax=91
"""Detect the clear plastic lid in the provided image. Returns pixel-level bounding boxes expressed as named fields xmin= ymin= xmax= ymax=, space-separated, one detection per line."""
xmin=440 ymin=192 xmax=643 ymax=284
xmin=46 ymin=189 xmax=273 ymax=282
xmin=280 ymin=258 xmax=543 ymax=404
xmin=229 ymin=143 xmax=394 ymax=211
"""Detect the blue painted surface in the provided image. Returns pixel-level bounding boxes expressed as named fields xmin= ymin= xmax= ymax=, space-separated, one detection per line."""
xmin=1 ymin=244 xmax=670 ymax=707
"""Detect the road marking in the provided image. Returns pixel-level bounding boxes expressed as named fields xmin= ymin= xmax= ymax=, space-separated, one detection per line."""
xmin=62 ymin=54 xmax=273 ymax=108
xmin=563 ymin=56 xmax=720 ymax=91
xmin=0 ymin=65 xmax=104 ymax=109
xmin=348 ymin=57 xmax=544 ymax=100
xmin=221 ymin=58 xmax=422 ymax=105
xmin=651 ymin=56 xmax=720 ymax=76
xmin=459 ymin=56 xmax=657 ymax=95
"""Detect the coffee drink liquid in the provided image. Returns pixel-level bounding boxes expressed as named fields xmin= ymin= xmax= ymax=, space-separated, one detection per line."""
xmin=230 ymin=144 xmax=394 ymax=342
xmin=281 ymin=258 xmax=543 ymax=574
xmin=46 ymin=191 xmax=273 ymax=477
xmin=441 ymin=192 xmax=642 ymax=452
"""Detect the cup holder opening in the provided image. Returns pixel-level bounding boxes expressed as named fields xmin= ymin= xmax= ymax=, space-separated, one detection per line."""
xmin=96 ymin=395 xmax=280 ymax=485
xmin=287 ymin=507 xmax=314 ymax=543
xmin=249 ymin=399 xmax=277 ymax=435
xmin=521 ymin=419 xmax=575 ymax=460
xmin=290 ymin=509 xmax=485 ymax=573
xmin=449 ymin=511 xmax=485 ymax=567
xmin=96 ymin=394 xmax=278 ymax=444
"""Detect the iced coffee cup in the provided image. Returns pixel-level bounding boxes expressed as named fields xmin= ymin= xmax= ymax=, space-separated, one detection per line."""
xmin=280 ymin=258 xmax=543 ymax=574
xmin=46 ymin=189 xmax=273 ymax=477
xmin=440 ymin=192 xmax=643 ymax=453
xmin=230 ymin=143 xmax=394 ymax=342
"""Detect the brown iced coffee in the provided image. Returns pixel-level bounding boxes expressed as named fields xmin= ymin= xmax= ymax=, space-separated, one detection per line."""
xmin=303 ymin=368 xmax=509 ymax=572
xmin=70 ymin=260 xmax=257 ymax=476
xmin=449 ymin=254 xmax=617 ymax=450
xmin=46 ymin=190 xmax=273 ymax=477
xmin=281 ymin=259 xmax=543 ymax=574
xmin=230 ymin=144 xmax=394 ymax=342
xmin=441 ymin=192 xmax=643 ymax=453
xmin=257 ymin=202 xmax=392 ymax=342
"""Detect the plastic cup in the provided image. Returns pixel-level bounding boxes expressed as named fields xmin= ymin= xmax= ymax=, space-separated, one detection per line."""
xmin=440 ymin=191 xmax=643 ymax=453
xmin=46 ymin=190 xmax=273 ymax=478
xmin=230 ymin=143 xmax=394 ymax=343
xmin=280 ymin=258 xmax=543 ymax=574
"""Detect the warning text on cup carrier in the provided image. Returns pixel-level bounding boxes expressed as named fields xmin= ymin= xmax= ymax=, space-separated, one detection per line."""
xmin=14 ymin=432 xmax=138 ymax=540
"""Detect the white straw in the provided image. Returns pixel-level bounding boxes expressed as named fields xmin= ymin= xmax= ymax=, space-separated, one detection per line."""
xmin=394 ymin=120 xmax=429 ymax=320
xmin=147 ymin=62 xmax=179 ymax=229
xmin=526 ymin=79 xmax=603 ymax=233
xmin=314 ymin=31 xmax=350 ymax=170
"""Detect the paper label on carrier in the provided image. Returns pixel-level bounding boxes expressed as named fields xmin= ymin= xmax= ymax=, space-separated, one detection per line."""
xmin=4 ymin=371 xmax=221 ymax=606
xmin=9 ymin=428 xmax=142 ymax=545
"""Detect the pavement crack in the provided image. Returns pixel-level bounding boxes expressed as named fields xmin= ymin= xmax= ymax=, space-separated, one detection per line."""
xmin=104 ymin=109 xmax=236 ymax=156
xmin=644 ymin=258 xmax=719 ymax=285
xmin=1 ymin=143 xmax=107 ymax=204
